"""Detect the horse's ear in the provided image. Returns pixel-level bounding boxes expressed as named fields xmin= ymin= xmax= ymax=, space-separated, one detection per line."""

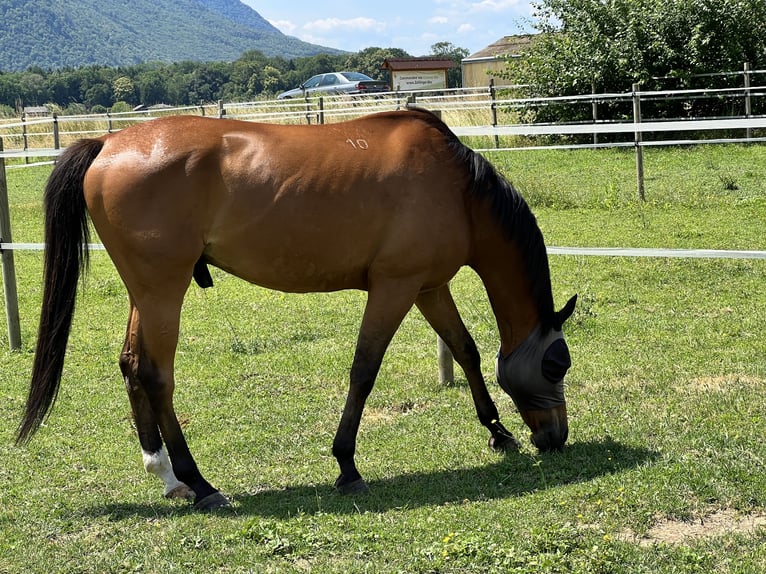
xmin=554 ymin=294 xmax=577 ymax=329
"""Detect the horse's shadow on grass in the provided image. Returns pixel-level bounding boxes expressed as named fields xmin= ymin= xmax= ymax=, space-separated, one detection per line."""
xmin=90 ymin=437 xmax=656 ymax=520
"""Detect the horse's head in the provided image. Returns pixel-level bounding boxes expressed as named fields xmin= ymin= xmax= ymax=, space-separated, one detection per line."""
xmin=495 ymin=295 xmax=577 ymax=451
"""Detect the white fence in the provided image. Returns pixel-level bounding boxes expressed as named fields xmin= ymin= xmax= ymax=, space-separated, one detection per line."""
xmin=2 ymin=85 xmax=766 ymax=350
xmin=3 ymin=79 xmax=766 ymax=153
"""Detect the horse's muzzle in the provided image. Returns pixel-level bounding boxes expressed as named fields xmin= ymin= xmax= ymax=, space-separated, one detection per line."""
xmin=520 ymin=405 xmax=569 ymax=452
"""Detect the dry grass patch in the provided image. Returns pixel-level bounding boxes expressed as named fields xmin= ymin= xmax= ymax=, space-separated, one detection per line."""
xmin=619 ymin=509 xmax=766 ymax=547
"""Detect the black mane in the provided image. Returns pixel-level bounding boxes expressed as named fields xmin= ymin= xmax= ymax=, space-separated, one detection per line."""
xmin=407 ymin=108 xmax=557 ymax=330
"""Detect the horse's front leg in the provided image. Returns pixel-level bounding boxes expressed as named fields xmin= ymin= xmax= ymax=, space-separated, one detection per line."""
xmin=332 ymin=279 xmax=421 ymax=494
xmin=415 ymin=286 xmax=521 ymax=452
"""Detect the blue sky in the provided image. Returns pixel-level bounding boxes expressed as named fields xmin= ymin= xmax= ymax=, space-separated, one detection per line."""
xmin=242 ymin=1 xmax=537 ymax=57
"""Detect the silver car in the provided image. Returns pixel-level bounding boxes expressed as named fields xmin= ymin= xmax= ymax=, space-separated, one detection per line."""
xmin=277 ymin=72 xmax=389 ymax=99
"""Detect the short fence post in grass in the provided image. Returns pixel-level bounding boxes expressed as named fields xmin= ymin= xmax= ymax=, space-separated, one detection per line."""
xmin=21 ymin=111 xmax=29 ymax=164
xmin=437 ymin=336 xmax=454 ymax=385
xmin=632 ymin=83 xmax=645 ymax=202
xmin=489 ymin=79 xmax=499 ymax=149
xmin=304 ymin=96 xmax=312 ymax=125
xmin=591 ymin=80 xmax=599 ymax=146
xmin=52 ymin=112 xmax=60 ymax=150
xmin=744 ymin=62 xmax=752 ymax=140
xmin=318 ymin=97 xmax=324 ymax=125
xmin=218 ymin=100 xmax=226 ymax=119
xmin=0 ymin=137 xmax=23 ymax=350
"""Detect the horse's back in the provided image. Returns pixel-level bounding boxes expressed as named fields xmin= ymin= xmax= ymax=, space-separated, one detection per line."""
xmin=84 ymin=112 xmax=473 ymax=293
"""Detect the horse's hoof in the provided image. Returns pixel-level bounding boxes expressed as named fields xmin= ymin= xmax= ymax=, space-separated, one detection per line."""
xmin=489 ymin=434 xmax=522 ymax=452
xmin=194 ymin=492 xmax=231 ymax=511
xmin=334 ymin=475 xmax=369 ymax=496
xmin=165 ymin=483 xmax=195 ymax=500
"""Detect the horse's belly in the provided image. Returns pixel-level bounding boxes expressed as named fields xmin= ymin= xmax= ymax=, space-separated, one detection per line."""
xmin=204 ymin=240 xmax=374 ymax=293
xmin=205 ymin=229 xmax=463 ymax=294
xmin=203 ymin=182 xmax=471 ymax=293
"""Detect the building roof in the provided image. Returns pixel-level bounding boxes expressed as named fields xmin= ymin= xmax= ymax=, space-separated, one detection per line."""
xmin=382 ymin=57 xmax=456 ymax=71
xmin=463 ymin=34 xmax=536 ymax=62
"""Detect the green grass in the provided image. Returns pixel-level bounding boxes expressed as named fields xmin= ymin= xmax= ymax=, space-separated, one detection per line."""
xmin=0 ymin=144 xmax=765 ymax=573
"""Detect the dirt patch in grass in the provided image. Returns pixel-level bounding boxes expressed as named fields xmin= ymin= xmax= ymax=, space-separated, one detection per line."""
xmin=670 ymin=375 xmax=765 ymax=396
xmin=619 ymin=509 xmax=766 ymax=546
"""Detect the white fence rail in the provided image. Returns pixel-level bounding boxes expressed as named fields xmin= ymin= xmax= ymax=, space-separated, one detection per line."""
xmin=2 ymin=85 xmax=766 ymax=350
xmin=3 ymin=82 xmax=766 ymax=155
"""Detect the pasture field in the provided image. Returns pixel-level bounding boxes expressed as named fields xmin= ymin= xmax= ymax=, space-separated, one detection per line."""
xmin=1 ymin=144 xmax=765 ymax=573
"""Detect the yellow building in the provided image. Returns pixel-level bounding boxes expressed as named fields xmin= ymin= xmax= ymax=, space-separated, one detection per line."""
xmin=461 ymin=35 xmax=535 ymax=88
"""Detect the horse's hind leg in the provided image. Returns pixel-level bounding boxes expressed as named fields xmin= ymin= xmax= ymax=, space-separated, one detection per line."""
xmin=121 ymin=298 xmax=228 ymax=509
xmin=415 ymin=285 xmax=521 ymax=451
xmin=120 ymin=303 xmax=193 ymax=500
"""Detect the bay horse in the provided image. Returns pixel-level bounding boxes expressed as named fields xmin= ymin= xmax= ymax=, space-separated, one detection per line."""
xmin=17 ymin=108 xmax=576 ymax=510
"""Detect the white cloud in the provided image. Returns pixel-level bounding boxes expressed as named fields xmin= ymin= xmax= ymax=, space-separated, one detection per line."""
xmin=457 ymin=23 xmax=475 ymax=34
xmin=469 ymin=0 xmax=520 ymax=12
xmin=303 ymin=17 xmax=386 ymax=34
xmin=268 ymin=19 xmax=297 ymax=35
xmin=429 ymin=16 xmax=449 ymax=25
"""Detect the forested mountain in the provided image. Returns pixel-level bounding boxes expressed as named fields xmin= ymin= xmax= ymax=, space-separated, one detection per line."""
xmin=0 ymin=0 xmax=342 ymax=72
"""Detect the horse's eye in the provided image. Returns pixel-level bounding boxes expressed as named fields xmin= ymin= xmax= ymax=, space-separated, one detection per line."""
xmin=541 ymin=339 xmax=571 ymax=383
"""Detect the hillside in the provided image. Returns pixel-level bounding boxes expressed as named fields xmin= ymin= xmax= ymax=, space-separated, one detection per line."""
xmin=0 ymin=0 xmax=343 ymax=72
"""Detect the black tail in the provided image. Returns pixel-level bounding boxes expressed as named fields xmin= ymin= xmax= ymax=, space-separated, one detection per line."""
xmin=16 ymin=138 xmax=104 ymax=445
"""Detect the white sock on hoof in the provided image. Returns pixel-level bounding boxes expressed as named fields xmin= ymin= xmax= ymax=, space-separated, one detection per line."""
xmin=142 ymin=447 xmax=193 ymax=498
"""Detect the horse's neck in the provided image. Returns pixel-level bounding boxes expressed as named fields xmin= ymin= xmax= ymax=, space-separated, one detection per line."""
xmin=470 ymin=212 xmax=539 ymax=356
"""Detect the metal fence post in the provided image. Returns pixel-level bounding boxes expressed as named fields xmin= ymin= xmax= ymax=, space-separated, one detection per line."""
xmin=21 ymin=111 xmax=29 ymax=164
xmin=632 ymin=83 xmax=645 ymax=202
xmin=592 ymin=80 xmax=599 ymax=145
xmin=53 ymin=112 xmax=60 ymax=150
xmin=0 ymin=137 xmax=22 ymax=349
xmin=489 ymin=79 xmax=500 ymax=148
xmin=304 ymin=96 xmax=312 ymax=125
xmin=744 ymin=62 xmax=752 ymax=140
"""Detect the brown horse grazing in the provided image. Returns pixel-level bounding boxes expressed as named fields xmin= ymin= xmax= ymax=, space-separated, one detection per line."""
xmin=17 ymin=109 xmax=576 ymax=510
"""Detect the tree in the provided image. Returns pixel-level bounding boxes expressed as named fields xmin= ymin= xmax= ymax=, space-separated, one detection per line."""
xmin=343 ymin=47 xmax=411 ymax=81
xmin=84 ymin=83 xmax=113 ymax=109
xmin=430 ymin=42 xmax=469 ymax=88
xmin=19 ymin=72 xmax=49 ymax=106
xmin=136 ymin=69 xmax=168 ymax=105
xmin=113 ymin=76 xmax=135 ymax=103
xmin=260 ymin=66 xmax=283 ymax=94
xmin=507 ymin=0 xmax=766 ymax=122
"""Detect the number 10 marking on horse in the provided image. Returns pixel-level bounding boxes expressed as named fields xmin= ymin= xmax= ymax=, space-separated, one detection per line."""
xmin=346 ymin=138 xmax=369 ymax=149
xmin=17 ymin=109 xmax=576 ymax=510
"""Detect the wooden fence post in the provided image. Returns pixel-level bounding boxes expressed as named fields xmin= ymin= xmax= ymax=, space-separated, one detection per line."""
xmin=0 ymin=137 xmax=22 ymax=349
xmin=632 ymin=83 xmax=645 ymax=202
